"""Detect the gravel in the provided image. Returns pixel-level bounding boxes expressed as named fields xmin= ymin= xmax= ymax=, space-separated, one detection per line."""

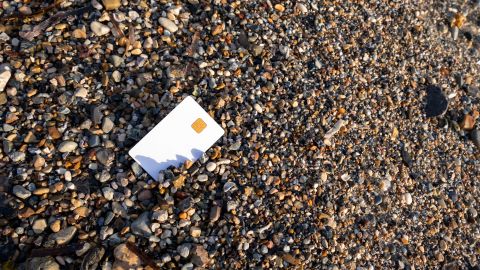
xmin=2 ymin=0 xmax=480 ymax=269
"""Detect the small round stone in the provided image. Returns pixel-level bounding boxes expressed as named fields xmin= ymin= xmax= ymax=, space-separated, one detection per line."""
xmin=206 ymin=162 xmax=217 ymax=172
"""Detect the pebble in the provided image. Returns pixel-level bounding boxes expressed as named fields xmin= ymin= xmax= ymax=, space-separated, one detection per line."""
xmin=425 ymin=85 xmax=448 ymax=117
xmin=0 ymin=92 xmax=6 ymax=105
xmin=380 ymin=179 xmax=391 ymax=192
xmin=114 ymin=243 xmax=141 ymax=267
xmin=460 ymin=114 xmax=475 ymax=130
xmin=206 ymin=162 xmax=216 ymax=172
xmin=23 ymin=131 xmax=37 ymax=143
xmin=209 ymin=205 xmax=221 ymax=222
xmin=32 ymin=219 xmax=47 ymax=233
xmin=197 ymin=174 xmax=208 ymax=182
xmin=177 ymin=243 xmax=191 ymax=258
xmin=72 ymin=29 xmax=87 ymax=39
xmin=0 ymin=65 xmax=11 ymax=91
xmin=110 ymin=55 xmax=124 ymax=67
xmin=48 ymin=126 xmax=62 ymax=140
xmin=33 ymin=187 xmax=49 ymax=195
xmin=137 ymin=189 xmax=152 ymax=201
xmin=467 ymin=207 xmax=478 ymax=220
xmin=173 ymin=175 xmax=186 ymax=189
xmin=102 ymin=187 xmax=114 ymax=201
xmin=102 ymin=0 xmax=121 ymax=10
xmin=96 ymin=149 xmax=114 ymax=166
xmin=50 ymin=226 xmax=77 ymax=244
xmin=131 ymin=212 xmax=152 ymax=237
xmin=74 ymin=206 xmax=89 ymax=217
xmin=50 ymin=220 xmax=61 ymax=232
xmin=294 ymin=3 xmax=308 ymax=13
xmin=74 ymin=87 xmax=88 ymax=98
xmin=190 ymin=226 xmax=201 ymax=237
xmin=90 ymin=21 xmax=110 ymax=36
xmin=152 ymin=210 xmax=168 ymax=222
xmin=102 ymin=117 xmax=114 ymax=133
xmin=471 ymin=129 xmax=480 ymax=149
xmin=58 ymin=141 xmax=78 ymax=153
xmin=10 ymin=151 xmax=25 ymax=162
xmin=12 ymin=185 xmax=31 ymax=199
xmin=274 ymin=4 xmax=285 ymax=12
xmin=253 ymin=45 xmax=264 ymax=56
xmin=112 ymin=70 xmax=121 ymax=82
xmin=88 ymin=135 xmax=101 ymax=147
xmin=33 ymin=155 xmax=45 ymax=169
xmin=324 ymin=119 xmax=345 ymax=140
xmin=402 ymin=193 xmax=413 ymax=205
xmin=25 ymin=257 xmax=59 ymax=270
xmin=223 ymin=182 xmax=236 ymax=192
xmin=191 ymin=245 xmax=209 ymax=267
xmin=158 ymin=18 xmax=178 ymax=33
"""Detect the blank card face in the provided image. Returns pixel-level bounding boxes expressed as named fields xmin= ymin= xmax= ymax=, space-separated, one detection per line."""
xmin=129 ymin=96 xmax=224 ymax=180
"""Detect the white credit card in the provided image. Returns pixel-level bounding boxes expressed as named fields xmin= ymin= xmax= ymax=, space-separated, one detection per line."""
xmin=129 ymin=96 xmax=224 ymax=180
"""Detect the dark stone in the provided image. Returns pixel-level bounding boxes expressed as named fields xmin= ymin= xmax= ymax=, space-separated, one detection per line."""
xmin=321 ymin=226 xmax=333 ymax=239
xmin=425 ymin=85 xmax=448 ymax=117
xmin=238 ymin=31 xmax=251 ymax=49
xmin=470 ymin=129 xmax=480 ymax=149
xmin=0 ymin=237 xmax=15 ymax=261
xmin=401 ymin=144 xmax=413 ymax=167
xmin=374 ymin=195 xmax=383 ymax=205
xmin=88 ymin=135 xmax=101 ymax=148
xmin=448 ymin=190 xmax=458 ymax=203
xmin=177 ymin=197 xmax=193 ymax=211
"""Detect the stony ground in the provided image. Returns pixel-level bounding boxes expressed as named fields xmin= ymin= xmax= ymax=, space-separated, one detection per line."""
xmin=1 ymin=0 xmax=480 ymax=269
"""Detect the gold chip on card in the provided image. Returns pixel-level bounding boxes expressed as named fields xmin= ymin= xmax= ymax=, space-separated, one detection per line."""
xmin=191 ymin=118 xmax=207 ymax=133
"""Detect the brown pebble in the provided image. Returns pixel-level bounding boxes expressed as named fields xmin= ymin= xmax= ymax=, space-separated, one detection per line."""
xmin=18 ymin=207 xmax=35 ymax=218
xmin=212 ymin=24 xmax=224 ymax=36
xmin=50 ymin=220 xmax=61 ymax=232
xmin=74 ymin=206 xmax=89 ymax=217
xmin=274 ymin=4 xmax=285 ymax=12
xmin=33 ymin=155 xmax=45 ymax=169
xmin=53 ymin=182 xmax=64 ymax=192
xmin=191 ymin=245 xmax=210 ymax=267
xmin=173 ymin=175 xmax=186 ymax=189
xmin=5 ymin=112 xmax=18 ymax=124
xmin=209 ymin=205 xmax=221 ymax=222
xmin=24 ymin=131 xmax=37 ymax=143
xmin=33 ymin=188 xmax=50 ymax=195
xmin=460 ymin=114 xmax=475 ymax=131
xmin=281 ymin=252 xmax=300 ymax=265
xmin=72 ymin=29 xmax=87 ymax=39
xmin=103 ymin=0 xmax=121 ymax=10
xmin=48 ymin=126 xmax=62 ymax=140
